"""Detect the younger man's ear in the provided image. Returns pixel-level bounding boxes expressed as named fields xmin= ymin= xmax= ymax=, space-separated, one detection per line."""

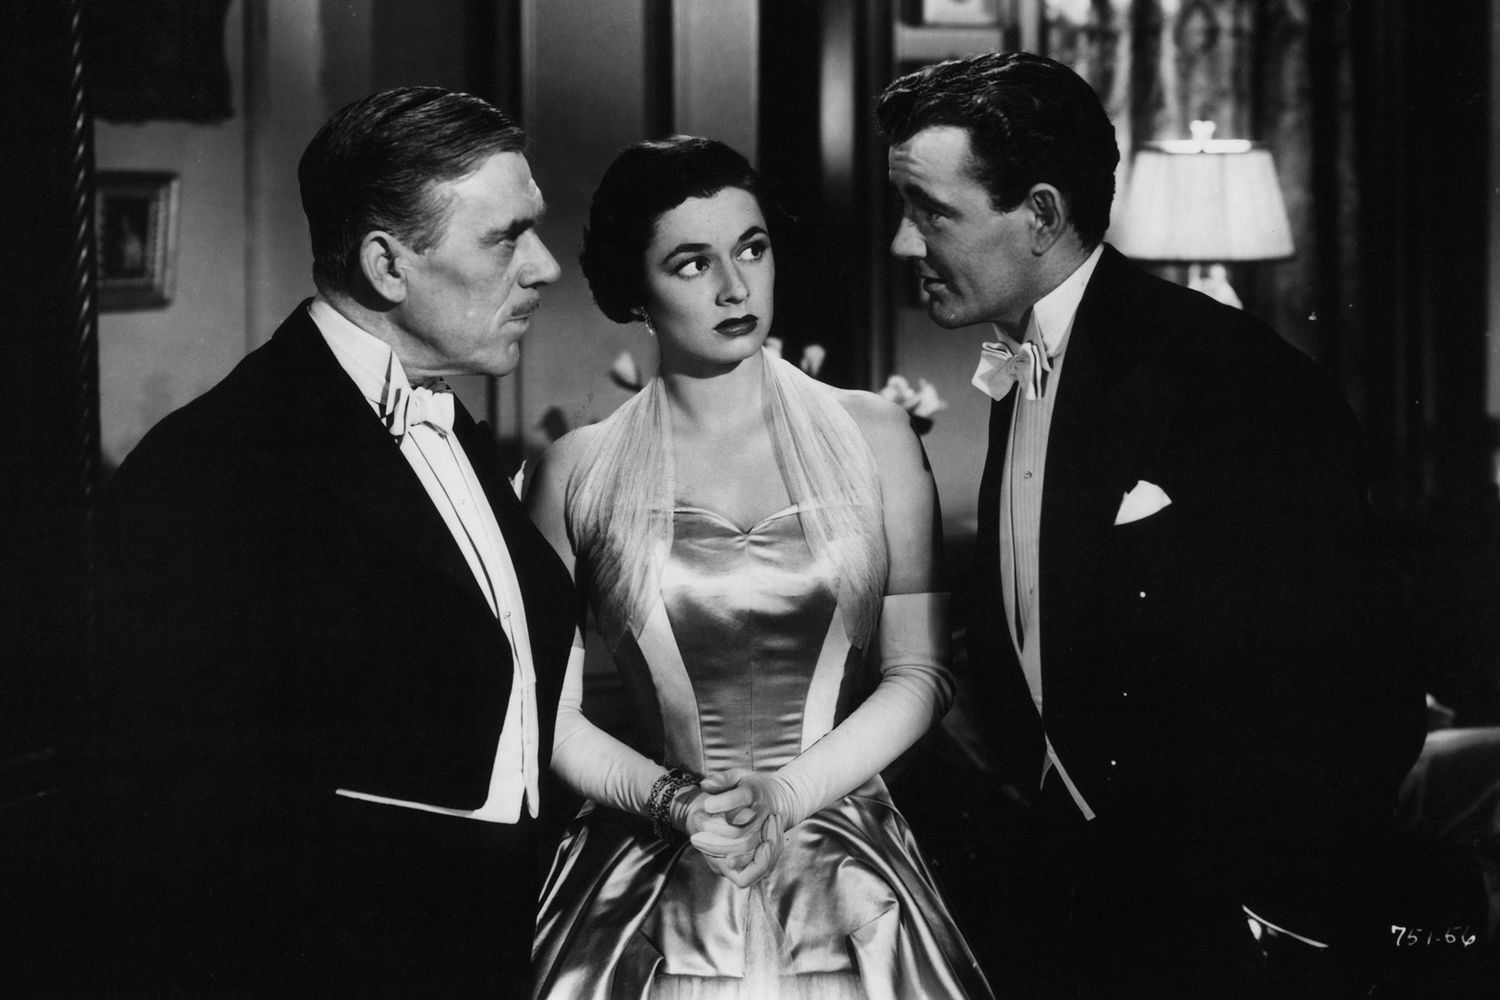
xmin=358 ymin=232 xmax=409 ymax=304
xmin=1026 ymin=184 xmax=1068 ymax=256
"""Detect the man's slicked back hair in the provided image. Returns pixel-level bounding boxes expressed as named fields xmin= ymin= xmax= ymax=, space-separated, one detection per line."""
xmin=299 ymin=87 xmax=527 ymax=293
xmin=876 ymin=51 xmax=1119 ymax=246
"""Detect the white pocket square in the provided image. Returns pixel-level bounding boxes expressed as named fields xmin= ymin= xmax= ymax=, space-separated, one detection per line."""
xmin=1115 ymin=480 xmax=1172 ymax=525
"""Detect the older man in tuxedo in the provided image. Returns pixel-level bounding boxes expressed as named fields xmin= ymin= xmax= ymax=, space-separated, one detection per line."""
xmin=98 ymin=88 xmax=572 ymax=998
xmin=878 ymin=53 xmax=1424 ymax=999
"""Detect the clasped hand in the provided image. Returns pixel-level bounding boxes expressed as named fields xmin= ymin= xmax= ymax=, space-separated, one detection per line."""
xmin=673 ymin=768 xmax=795 ymax=888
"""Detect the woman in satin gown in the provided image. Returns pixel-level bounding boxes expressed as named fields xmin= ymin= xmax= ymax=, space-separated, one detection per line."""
xmin=526 ymin=136 xmax=994 ymax=1000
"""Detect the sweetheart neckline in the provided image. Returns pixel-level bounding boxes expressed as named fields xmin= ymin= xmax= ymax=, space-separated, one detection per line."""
xmin=672 ymin=503 xmax=801 ymax=535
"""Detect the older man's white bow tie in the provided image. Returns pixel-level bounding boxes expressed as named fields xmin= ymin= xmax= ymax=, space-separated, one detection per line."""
xmin=382 ymin=383 xmax=455 ymax=439
xmin=972 ymin=338 xmax=1052 ymax=402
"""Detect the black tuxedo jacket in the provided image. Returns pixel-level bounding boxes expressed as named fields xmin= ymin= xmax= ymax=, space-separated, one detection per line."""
xmin=95 ymin=305 xmax=574 ymax=998
xmin=968 ymin=248 xmax=1424 ymax=917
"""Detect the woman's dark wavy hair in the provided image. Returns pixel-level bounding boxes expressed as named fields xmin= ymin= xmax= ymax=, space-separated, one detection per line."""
xmin=875 ymin=52 xmax=1119 ymax=246
xmin=299 ymin=87 xmax=527 ymax=293
xmin=580 ymin=136 xmax=778 ymax=324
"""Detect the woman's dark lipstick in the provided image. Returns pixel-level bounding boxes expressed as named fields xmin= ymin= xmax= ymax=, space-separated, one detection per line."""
xmin=715 ymin=315 xmax=759 ymax=336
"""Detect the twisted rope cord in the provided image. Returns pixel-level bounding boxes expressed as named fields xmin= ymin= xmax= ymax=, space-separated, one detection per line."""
xmin=66 ymin=0 xmax=103 ymax=662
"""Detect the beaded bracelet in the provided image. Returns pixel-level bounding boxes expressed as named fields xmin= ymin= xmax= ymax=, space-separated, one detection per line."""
xmin=647 ymin=767 xmax=699 ymax=842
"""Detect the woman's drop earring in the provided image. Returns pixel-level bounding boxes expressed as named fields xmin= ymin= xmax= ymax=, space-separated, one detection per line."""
xmin=639 ymin=310 xmax=657 ymax=337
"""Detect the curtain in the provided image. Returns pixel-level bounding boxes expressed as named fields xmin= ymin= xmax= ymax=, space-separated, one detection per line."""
xmin=1046 ymin=0 xmax=1500 ymax=724
xmin=1044 ymin=0 xmax=1492 ymax=518
xmin=1046 ymin=0 xmax=1326 ymax=362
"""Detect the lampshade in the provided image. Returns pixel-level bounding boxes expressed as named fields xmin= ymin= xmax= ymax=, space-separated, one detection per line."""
xmin=1112 ymin=125 xmax=1294 ymax=263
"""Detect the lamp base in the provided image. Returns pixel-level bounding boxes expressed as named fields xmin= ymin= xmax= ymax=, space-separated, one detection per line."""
xmin=1187 ymin=263 xmax=1243 ymax=310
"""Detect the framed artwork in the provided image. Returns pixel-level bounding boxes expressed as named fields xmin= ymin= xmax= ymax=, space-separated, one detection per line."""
xmin=96 ymin=171 xmax=180 ymax=311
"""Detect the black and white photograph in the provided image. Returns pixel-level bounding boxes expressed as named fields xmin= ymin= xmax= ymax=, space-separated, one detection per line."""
xmin=3 ymin=2 xmax=1496 ymax=999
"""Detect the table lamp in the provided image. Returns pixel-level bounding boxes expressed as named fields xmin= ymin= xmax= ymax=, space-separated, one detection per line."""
xmin=1112 ymin=120 xmax=1294 ymax=309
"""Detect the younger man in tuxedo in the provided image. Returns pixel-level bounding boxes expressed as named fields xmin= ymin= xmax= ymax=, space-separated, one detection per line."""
xmin=98 ymin=88 xmax=573 ymax=998
xmin=877 ymin=53 xmax=1424 ymax=998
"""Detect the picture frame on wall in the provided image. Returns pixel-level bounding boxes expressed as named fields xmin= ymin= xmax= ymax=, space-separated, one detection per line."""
xmin=97 ymin=171 xmax=180 ymax=311
xmin=914 ymin=0 xmax=1005 ymax=26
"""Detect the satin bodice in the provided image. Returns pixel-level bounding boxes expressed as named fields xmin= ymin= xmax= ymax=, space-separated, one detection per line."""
xmin=606 ymin=505 xmax=863 ymax=777
xmin=535 ymin=504 xmax=994 ymax=999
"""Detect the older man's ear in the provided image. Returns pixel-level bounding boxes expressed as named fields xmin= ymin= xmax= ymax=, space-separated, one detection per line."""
xmin=359 ymin=231 xmax=409 ymax=304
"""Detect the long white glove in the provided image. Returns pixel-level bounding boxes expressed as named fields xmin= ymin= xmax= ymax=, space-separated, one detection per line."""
xmin=550 ymin=645 xmax=661 ymax=816
xmin=550 ymin=645 xmax=765 ymax=874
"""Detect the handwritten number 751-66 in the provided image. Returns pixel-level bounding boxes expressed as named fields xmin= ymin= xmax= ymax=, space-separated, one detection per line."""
xmin=1389 ymin=925 xmax=1476 ymax=947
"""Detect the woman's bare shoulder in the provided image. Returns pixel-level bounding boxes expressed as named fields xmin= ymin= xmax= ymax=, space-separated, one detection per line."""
xmin=829 ymin=387 xmax=918 ymax=457
xmin=529 ymin=421 xmax=606 ymax=496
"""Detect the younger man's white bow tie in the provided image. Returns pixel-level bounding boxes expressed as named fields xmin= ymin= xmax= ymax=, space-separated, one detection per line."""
xmin=383 ymin=383 xmax=455 ymax=438
xmin=972 ymin=339 xmax=1052 ymax=402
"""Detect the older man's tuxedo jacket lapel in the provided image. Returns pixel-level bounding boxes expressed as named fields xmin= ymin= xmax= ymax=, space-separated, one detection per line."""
xmin=108 ymin=303 xmax=575 ymax=809
xmin=268 ymin=304 xmax=576 ymax=657
xmin=451 ymin=402 xmax=574 ymax=764
xmin=264 ymin=305 xmax=573 ymax=788
xmin=99 ymin=302 xmax=579 ymax=995
xmin=272 ymin=306 xmax=498 ymax=619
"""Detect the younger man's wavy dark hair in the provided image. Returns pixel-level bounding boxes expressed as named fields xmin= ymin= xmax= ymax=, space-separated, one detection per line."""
xmin=876 ymin=52 xmax=1119 ymax=246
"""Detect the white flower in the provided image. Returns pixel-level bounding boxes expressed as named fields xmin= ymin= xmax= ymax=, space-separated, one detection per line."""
xmin=764 ymin=336 xmax=784 ymax=360
xmin=879 ymin=374 xmax=915 ymax=405
xmin=879 ymin=374 xmax=947 ymax=433
xmin=906 ymin=377 xmax=947 ymax=419
xmin=880 ymin=375 xmax=949 ymax=418
xmin=799 ymin=344 xmax=826 ymax=376
xmin=610 ymin=350 xmax=644 ymax=391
